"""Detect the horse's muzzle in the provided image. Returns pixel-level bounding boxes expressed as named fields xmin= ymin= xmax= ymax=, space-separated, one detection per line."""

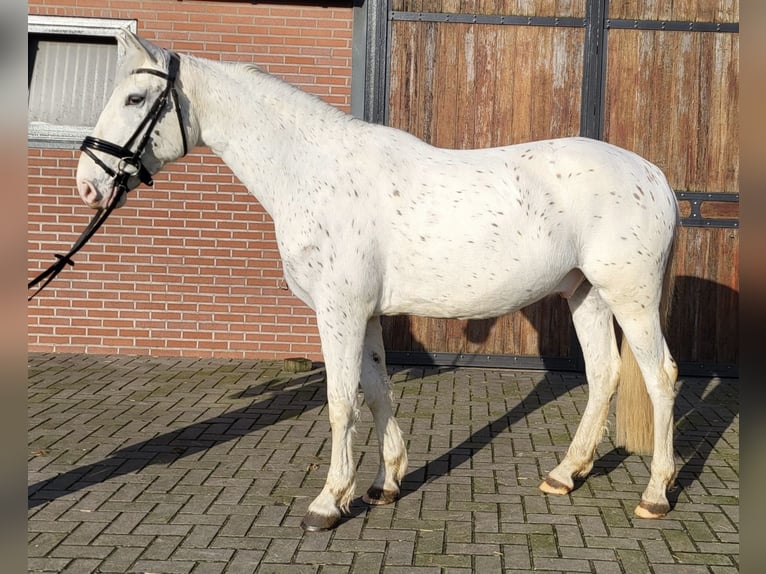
xmin=77 ymin=179 xmax=104 ymax=209
xmin=77 ymin=180 xmax=126 ymax=210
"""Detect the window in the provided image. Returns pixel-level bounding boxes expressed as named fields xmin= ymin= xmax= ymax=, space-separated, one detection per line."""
xmin=28 ymin=16 xmax=136 ymax=148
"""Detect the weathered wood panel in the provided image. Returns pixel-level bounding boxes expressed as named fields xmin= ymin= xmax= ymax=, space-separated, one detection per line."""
xmin=603 ymin=21 xmax=739 ymax=369
xmin=389 ymin=21 xmax=584 ymax=148
xmin=608 ymin=0 xmax=738 ymax=22
xmin=389 ymin=21 xmax=585 ymax=146
xmin=668 ymin=227 xmax=739 ymax=367
xmin=603 ymin=29 xmax=739 ymax=193
xmin=385 ymin=19 xmax=584 ymax=360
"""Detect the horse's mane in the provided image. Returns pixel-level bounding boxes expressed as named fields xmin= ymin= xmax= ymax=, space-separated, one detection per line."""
xmin=222 ymin=59 xmax=351 ymax=122
xmin=120 ymin=47 xmax=353 ymax=125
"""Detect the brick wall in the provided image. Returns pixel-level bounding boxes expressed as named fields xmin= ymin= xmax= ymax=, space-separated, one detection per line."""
xmin=28 ymin=0 xmax=355 ymax=359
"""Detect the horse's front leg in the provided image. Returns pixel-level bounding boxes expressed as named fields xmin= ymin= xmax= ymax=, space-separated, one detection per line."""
xmin=300 ymin=308 xmax=368 ymax=532
xmin=359 ymin=317 xmax=407 ymax=506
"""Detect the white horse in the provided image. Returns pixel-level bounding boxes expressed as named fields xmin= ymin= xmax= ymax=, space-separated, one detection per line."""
xmin=75 ymin=32 xmax=680 ymax=531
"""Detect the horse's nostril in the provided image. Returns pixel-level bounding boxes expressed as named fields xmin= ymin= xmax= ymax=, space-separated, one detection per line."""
xmin=77 ymin=180 xmax=101 ymax=207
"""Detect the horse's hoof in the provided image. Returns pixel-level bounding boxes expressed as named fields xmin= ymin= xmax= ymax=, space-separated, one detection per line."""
xmin=362 ymin=487 xmax=399 ymax=506
xmin=300 ymin=511 xmax=340 ymax=532
xmin=634 ymin=500 xmax=669 ymax=519
xmin=539 ymin=476 xmax=571 ymax=495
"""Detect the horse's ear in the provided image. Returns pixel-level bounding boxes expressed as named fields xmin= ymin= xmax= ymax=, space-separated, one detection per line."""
xmin=116 ymin=29 xmax=164 ymax=66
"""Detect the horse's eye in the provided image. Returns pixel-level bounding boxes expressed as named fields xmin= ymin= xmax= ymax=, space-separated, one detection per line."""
xmin=126 ymin=94 xmax=145 ymax=106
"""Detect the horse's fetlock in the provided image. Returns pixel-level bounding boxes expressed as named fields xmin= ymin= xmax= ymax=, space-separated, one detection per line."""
xmin=575 ymin=460 xmax=594 ymax=478
xmin=335 ymin=480 xmax=356 ymax=513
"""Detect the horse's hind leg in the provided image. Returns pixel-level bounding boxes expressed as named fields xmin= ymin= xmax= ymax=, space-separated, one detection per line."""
xmin=540 ymin=281 xmax=621 ymax=495
xmin=359 ymin=317 xmax=407 ymax=505
xmin=610 ymin=305 xmax=677 ymax=518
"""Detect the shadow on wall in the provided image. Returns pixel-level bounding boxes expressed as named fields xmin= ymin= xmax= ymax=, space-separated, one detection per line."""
xmin=383 ymin=275 xmax=739 ymax=378
xmin=383 ymin=295 xmax=576 ymax=373
xmin=374 ymin=275 xmax=738 ymax=519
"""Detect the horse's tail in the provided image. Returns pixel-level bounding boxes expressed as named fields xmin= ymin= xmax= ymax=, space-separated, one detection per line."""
xmin=614 ymin=230 xmax=677 ymax=456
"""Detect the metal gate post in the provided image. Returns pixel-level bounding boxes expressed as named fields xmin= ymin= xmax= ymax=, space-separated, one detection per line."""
xmin=351 ymin=0 xmax=391 ymax=124
xmin=580 ymin=0 xmax=608 ymax=140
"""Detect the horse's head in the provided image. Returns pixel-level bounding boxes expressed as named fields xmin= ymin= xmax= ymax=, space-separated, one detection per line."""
xmin=76 ymin=31 xmax=194 ymax=210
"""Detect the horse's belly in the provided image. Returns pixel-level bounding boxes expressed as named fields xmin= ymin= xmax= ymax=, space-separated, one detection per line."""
xmin=378 ymin=250 xmax=572 ymax=319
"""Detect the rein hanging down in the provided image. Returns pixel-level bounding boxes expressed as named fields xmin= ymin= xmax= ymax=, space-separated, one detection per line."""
xmin=27 ymin=52 xmax=187 ymax=301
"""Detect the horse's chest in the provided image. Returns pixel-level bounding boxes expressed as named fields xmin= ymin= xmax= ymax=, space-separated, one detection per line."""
xmin=274 ymin=211 xmax=376 ymax=305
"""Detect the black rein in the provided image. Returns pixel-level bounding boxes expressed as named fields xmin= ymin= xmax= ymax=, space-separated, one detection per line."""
xmin=28 ymin=52 xmax=187 ymax=301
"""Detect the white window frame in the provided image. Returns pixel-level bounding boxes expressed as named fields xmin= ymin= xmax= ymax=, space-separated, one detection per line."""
xmin=28 ymin=15 xmax=137 ymax=149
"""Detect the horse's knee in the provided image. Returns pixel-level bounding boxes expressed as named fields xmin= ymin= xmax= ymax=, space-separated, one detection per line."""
xmin=644 ymin=372 xmax=676 ymax=403
xmin=327 ymin=395 xmax=359 ymax=426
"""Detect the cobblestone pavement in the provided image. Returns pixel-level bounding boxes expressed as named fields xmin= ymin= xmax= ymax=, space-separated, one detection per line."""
xmin=28 ymin=353 xmax=739 ymax=573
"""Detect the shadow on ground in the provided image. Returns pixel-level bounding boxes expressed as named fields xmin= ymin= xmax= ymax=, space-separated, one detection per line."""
xmin=30 ymin=353 xmax=737 ymax=526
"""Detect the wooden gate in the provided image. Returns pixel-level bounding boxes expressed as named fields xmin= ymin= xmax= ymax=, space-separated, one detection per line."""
xmin=365 ymin=0 xmax=738 ymax=375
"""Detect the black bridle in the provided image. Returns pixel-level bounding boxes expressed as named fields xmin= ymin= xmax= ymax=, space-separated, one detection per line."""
xmin=28 ymin=52 xmax=188 ymax=301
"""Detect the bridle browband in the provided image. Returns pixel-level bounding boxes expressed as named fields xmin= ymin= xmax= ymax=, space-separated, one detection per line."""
xmin=28 ymin=52 xmax=188 ymax=301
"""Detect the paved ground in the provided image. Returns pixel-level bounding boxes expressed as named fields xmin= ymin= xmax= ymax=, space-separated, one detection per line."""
xmin=28 ymin=353 xmax=739 ymax=573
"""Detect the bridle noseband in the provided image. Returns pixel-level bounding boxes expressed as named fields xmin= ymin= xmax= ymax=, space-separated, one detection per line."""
xmin=28 ymin=52 xmax=188 ymax=301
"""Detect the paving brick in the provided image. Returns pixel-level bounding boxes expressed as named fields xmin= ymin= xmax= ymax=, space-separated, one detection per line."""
xmin=530 ymin=532 xmax=559 ymax=558
xmin=533 ymin=557 xmax=593 ymax=572
xmin=131 ymin=559 xmax=195 ymax=574
xmin=351 ymin=551 xmax=384 ymax=573
xmin=414 ymin=552 xmax=472 ymax=568
xmin=218 ymin=550 xmax=264 ymax=573
xmin=553 ymin=522 xmax=584 ymax=547
xmin=96 ymin=547 xmax=144 ymax=573
xmin=382 ymin=539 xmax=415 ymax=565
xmin=28 ymin=354 xmax=738 ymax=573
xmin=49 ymin=544 xmax=113 ymax=559
xmin=592 ymin=561 xmax=624 ymax=574
xmin=27 ymin=557 xmax=72 ymax=572
xmin=28 ymin=531 xmax=67 ymax=557
xmin=293 ymin=550 xmax=355 ymax=565
xmin=381 ymin=568 xmax=439 ymax=574
xmin=60 ymin=558 xmax=102 ymax=573
xmin=500 ymin=544 xmax=532 ymax=571
xmin=615 ymin=548 xmax=652 ymax=574
xmin=140 ymin=534 xmax=184 ymax=560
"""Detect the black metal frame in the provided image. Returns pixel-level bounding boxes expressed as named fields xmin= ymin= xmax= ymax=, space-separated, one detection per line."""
xmin=387 ymin=351 xmax=738 ymax=378
xmin=678 ymin=192 xmax=739 ymax=228
xmin=580 ymin=0 xmax=607 ymax=140
xmin=606 ymin=19 xmax=739 ymax=33
xmin=389 ymin=12 xmax=586 ymax=27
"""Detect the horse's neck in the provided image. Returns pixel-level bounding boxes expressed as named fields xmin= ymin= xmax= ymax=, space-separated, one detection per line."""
xmin=184 ymin=56 xmax=349 ymax=215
